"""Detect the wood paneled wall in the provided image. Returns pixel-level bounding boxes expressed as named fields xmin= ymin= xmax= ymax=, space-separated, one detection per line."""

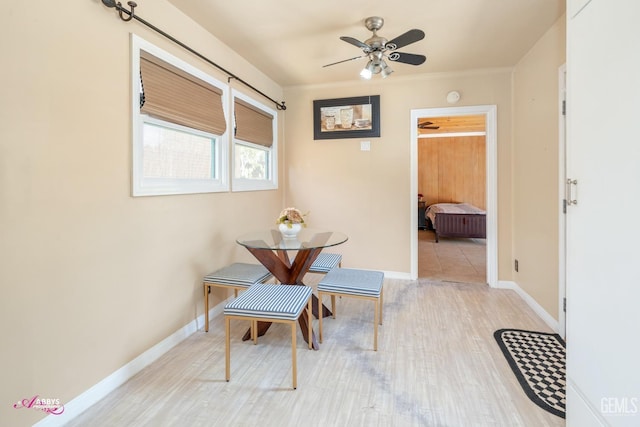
xmin=418 ymin=136 xmax=486 ymax=210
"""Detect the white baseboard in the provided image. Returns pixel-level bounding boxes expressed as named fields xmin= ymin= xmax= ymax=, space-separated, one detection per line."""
xmin=34 ymin=302 xmax=227 ymax=427
xmin=497 ymin=280 xmax=559 ymax=332
xmin=382 ymin=270 xmax=412 ymax=280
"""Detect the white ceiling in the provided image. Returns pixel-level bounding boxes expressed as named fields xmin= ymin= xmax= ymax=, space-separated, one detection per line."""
xmin=167 ymin=0 xmax=565 ymax=87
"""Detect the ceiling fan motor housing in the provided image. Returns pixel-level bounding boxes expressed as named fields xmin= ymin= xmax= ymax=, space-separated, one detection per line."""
xmin=365 ymin=35 xmax=388 ymax=50
xmin=364 ymin=16 xmax=385 ymax=32
xmin=364 ymin=16 xmax=387 ymax=49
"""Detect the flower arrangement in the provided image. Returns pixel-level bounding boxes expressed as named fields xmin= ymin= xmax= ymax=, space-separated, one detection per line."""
xmin=276 ymin=207 xmax=307 ymax=228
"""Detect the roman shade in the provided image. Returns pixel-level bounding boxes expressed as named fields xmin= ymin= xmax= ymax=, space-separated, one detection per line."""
xmin=140 ymin=51 xmax=226 ymax=136
xmin=234 ymin=98 xmax=274 ymax=147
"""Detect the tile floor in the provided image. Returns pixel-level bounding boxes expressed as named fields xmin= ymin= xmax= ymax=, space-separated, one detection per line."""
xmin=418 ymin=229 xmax=487 ymax=284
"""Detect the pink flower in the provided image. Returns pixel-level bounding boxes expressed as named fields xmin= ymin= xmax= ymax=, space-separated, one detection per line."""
xmin=276 ymin=207 xmax=307 ymax=227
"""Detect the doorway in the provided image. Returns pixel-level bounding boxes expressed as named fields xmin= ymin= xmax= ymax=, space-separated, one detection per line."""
xmin=417 ymin=122 xmax=487 ymax=283
xmin=410 ymin=105 xmax=498 ymax=287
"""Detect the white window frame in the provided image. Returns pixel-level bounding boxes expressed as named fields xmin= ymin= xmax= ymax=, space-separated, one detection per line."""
xmin=231 ymin=89 xmax=278 ymax=192
xmin=131 ymin=34 xmax=229 ymax=196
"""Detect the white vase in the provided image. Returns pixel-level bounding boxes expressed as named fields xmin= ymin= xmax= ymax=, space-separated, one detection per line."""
xmin=279 ymin=223 xmax=302 ymax=239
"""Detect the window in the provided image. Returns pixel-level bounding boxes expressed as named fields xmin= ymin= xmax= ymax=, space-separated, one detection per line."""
xmin=232 ymin=90 xmax=278 ymax=191
xmin=131 ymin=35 xmax=229 ymax=196
xmin=141 ymin=118 xmax=216 ymax=179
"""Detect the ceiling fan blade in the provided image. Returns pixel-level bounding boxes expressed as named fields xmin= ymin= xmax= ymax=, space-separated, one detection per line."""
xmin=340 ymin=36 xmax=371 ymax=50
xmin=385 ymin=29 xmax=425 ymax=50
xmin=388 ymin=51 xmax=427 ymax=66
xmin=322 ymin=55 xmax=366 ymax=68
xmin=418 ymin=122 xmax=440 ymax=129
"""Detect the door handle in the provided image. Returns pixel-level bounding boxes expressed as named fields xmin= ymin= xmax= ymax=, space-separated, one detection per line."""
xmin=567 ymin=178 xmax=578 ymax=205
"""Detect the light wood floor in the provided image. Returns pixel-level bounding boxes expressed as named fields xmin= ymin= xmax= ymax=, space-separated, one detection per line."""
xmin=67 ymin=276 xmax=563 ymax=427
xmin=419 ymin=229 xmax=487 ymax=284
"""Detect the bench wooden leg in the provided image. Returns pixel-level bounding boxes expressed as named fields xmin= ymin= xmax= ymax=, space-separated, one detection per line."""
xmin=291 ymin=322 xmax=297 ymax=389
xmin=374 ymin=297 xmax=379 ymax=351
xmin=225 ymin=317 xmax=231 ymax=381
xmin=380 ymin=286 xmax=384 ymax=325
xmin=252 ymin=320 xmax=258 ymax=344
xmin=204 ymin=284 xmax=209 ymax=332
xmin=307 ymin=298 xmax=312 ymax=350
xmin=318 ymin=292 xmax=324 ymax=343
xmin=331 ymin=295 xmax=336 ymax=318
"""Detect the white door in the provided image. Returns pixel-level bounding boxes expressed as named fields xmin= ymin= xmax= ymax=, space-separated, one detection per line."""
xmin=566 ymin=0 xmax=640 ymax=425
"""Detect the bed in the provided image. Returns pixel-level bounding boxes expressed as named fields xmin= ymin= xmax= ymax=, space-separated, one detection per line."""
xmin=425 ymin=203 xmax=486 ymax=242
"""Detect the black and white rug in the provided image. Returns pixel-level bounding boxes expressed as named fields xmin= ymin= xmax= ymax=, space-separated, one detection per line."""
xmin=494 ymin=328 xmax=566 ymax=418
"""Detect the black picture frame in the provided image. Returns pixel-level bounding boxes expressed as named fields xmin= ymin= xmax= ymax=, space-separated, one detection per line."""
xmin=313 ymin=95 xmax=380 ymax=140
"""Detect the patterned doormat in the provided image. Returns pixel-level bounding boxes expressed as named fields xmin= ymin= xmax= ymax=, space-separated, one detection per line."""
xmin=494 ymin=329 xmax=566 ymax=418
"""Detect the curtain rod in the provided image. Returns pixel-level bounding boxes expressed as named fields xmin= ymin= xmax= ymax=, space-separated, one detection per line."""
xmin=101 ymin=0 xmax=287 ymax=111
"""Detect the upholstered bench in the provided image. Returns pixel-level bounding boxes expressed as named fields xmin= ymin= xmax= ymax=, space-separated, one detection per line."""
xmin=308 ymin=253 xmax=342 ymax=274
xmin=317 ymin=268 xmax=384 ymax=351
xmin=203 ymin=263 xmax=272 ymax=332
xmin=224 ymin=283 xmax=312 ymax=389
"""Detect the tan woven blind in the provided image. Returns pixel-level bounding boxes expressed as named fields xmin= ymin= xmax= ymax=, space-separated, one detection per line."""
xmin=140 ymin=52 xmax=226 ymax=135
xmin=234 ymin=98 xmax=274 ymax=147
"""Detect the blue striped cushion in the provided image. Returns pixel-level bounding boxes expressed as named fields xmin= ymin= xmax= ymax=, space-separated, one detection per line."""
xmin=224 ymin=284 xmax=312 ymax=320
xmin=203 ymin=263 xmax=272 ymax=287
xmin=308 ymin=253 xmax=342 ymax=273
xmin=317 ymin=268 xmax=384 ymax=297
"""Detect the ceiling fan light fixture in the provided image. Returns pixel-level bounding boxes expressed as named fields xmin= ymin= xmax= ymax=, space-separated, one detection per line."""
xmin=380 ymin=61 xmax=393 ymax=78
xmin=360 ymin=61 xmax=374 ymax=79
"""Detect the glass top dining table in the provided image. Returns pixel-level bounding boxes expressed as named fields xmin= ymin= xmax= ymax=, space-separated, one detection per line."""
xmin=236 ymin=228 xmax=348 ymax=251
xmin=235 ymin=228 xmax=348 ymax=350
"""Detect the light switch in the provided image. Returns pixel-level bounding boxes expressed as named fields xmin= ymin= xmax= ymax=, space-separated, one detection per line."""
xmin=360 ymin=141 xmax=371 ymax=151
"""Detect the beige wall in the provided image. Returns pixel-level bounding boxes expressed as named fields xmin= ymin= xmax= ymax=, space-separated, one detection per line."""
xmin=0 ymin=2 xmax=283 ymax=425
xmin=512 ymin=16 xmax=566 ymax=320
xmin=283 ymin=71 xmax=514 ymax=274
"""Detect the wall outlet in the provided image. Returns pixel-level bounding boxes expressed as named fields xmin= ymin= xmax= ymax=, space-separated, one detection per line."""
xmin=515 ymin=259 xmax=519 ymax=272
xmin=360 ymin=141 xmax=371 ymax=151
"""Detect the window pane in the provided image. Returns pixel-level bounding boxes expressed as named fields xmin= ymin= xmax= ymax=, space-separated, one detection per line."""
xmin=234 ymin=144 xmax=267 ymax=180
xmin=142 ymin=122 xmax=215 ymax=179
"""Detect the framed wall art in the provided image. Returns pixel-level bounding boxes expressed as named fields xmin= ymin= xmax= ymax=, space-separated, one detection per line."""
xmin=313 ymin=95 xmax=380 ymax=140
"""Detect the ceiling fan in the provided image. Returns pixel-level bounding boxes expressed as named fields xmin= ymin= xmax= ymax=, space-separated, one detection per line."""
xmin=323 ymin=16 xmax=427 ymax=79
xmin=418 ymin=121 xmax=440 ymax=130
